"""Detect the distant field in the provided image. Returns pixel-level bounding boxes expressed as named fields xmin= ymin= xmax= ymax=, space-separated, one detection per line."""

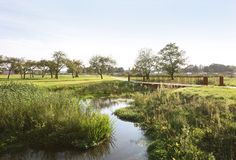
xmin=175 ymin=86 xmax=236 ymax=104
xmin=0 ymin=74 xmax=116 ymax=88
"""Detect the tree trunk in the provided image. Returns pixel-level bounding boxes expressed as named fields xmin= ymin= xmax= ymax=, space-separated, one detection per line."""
xmin=32 ymin=71 xmax=34 ymax=78
xmin=99 ymin=69 xmax=103 ymax=79
xmin=42 ymin=72 xmax=45 ymax=78
xmin=171 ymin=73 xmax=174 ymax=80
xmin=23 ymin=72 xmax=26 ymax=79
xmin=75 ymin=72 xmax=79 ymax=77
xmin=55 ymin=72 xmax=58 ymax=79
xmin=146 ymin=73 xmax=150 ymax=81
xmin=7 ymin=70 xmax=11 ymax=79
xmin=20 ymin=71 xmax=23 ymax=79
xmin=72 ymin=72 xmax=74 ymax=78
xmin=50 ymin=71 xmax=53 ymax=78
xmin=100 ymin=74 xmax=103 ymax=79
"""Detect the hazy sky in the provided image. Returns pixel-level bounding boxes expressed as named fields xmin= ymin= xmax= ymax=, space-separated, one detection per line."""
xmin=0 ymin=0 xmax=236 ymax=69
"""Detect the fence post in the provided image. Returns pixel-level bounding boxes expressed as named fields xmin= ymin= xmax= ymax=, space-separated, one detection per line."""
xmin=203 ymin=76 xmax=208 ymax=85
xmin=143 ymin=76 xmax=146 ymax=82
xmin=128 ymin=74 xmax=130 ymax=82
xmin=219 ymin=76 xmax=224 ymax=86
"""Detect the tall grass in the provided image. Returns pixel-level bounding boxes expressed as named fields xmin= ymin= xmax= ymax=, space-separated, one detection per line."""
xmin=115 ymin=89 xmax=236 ymax=160
xmin=0 ymin=82 xmax=112 ymax=152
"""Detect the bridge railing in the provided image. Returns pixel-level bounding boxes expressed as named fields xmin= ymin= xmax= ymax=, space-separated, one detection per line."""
xmin=128 ymin=75 xmax=224 ymax=86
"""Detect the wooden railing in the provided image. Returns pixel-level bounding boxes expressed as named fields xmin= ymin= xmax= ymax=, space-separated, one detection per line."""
xmin=128 ymin=75 xmax=224 ymax=86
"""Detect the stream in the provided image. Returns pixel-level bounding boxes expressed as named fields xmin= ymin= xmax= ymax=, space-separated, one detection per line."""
xmin=0 ymin=99 xmax=148 ymax=160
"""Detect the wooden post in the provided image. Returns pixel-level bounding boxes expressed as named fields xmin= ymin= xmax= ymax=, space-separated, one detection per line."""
xmin=219 ymin=76 xmax=224 ymax=86
xmin=203 ymin=76 xmax=208 ymax=85
xmin=128 ymin=74 xmax=130 ymax=82
xmin=143 ymin=76 xmax=146 ymax=82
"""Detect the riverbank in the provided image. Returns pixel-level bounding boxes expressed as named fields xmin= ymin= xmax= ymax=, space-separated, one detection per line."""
xmin=0 ymin=79 xmax=149 ymax=155
xmin=115 ymin=87 xmax=236 ymax=160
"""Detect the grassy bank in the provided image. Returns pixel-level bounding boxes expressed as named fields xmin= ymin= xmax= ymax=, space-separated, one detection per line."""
xmin=115 ymin=88 xmax=236 ymax=160
xmin=0 ymin=82 xmax=112 ymax=153
xmin=174 ymin=86 xmax=236 ymax=104
xmin=48 ymin=80 xmax=150 ymax=99
xmin=0 ymin=75 xmax=148 ymax=99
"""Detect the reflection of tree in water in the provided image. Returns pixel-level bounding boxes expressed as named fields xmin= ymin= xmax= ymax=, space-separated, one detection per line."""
xmin=0 ymin=139 xmax=115 ymax=160
xmin=80 ymin=98 xmax=131 ymax=110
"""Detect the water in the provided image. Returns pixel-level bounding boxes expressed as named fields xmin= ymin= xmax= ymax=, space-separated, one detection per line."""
xmin=0 ymin=99 xmax=148 ymax=160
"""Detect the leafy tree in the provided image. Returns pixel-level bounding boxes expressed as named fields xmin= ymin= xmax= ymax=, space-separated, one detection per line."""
xmin=66 ymin=59 xmax=83 ymax=78
xmin=0 ymin=55 xmax=3 ymax=73
xmin=2 ymin=56 xmax=20 ymax=79
xmin=134 ymin=48 xmax=156 ymax=80
xmin=184 ymin=65 xmax=199 ymax=73
xmin=38 ymin=60 xmax=49 ymax=78
xmin=89 ymin=55 xmax=116 ymax=79
xmin=45 ymin=60 xmax=56 ymax=78
xmin=52 ymin=51 xmax=67 ymax=79
xmin=159 ymin=43 xmax=186 ymax=80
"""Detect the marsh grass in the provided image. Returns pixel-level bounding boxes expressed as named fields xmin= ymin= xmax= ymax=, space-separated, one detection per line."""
xmin=0 ymin=82 xmax=112 ymax=153
xmin=115 ymin=89 xmax=236 ymax=160
xmin=48 ymin=81 xmax=150 ymax=99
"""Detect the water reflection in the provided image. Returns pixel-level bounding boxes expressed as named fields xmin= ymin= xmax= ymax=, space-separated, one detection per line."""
xmin=0 ymin=99 xmax=148 ymax=160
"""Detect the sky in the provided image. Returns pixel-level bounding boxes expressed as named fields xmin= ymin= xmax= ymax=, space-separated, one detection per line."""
xmin=0 ymin=0 xmax=236 ymax=69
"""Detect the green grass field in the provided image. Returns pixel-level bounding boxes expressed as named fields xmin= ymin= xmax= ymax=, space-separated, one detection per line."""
xmin=175 ymin=86 xmax=236 ymax=104
xmin=224 ymin=77 xmax=236 ymax=86
xmin=0 ymin=74 xmax=116 ymax=88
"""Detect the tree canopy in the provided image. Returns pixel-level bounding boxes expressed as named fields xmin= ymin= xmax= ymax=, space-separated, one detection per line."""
xmin=89 ymin=55 xmax=116 ymax=79
xmin=134 ymin=48 xmax=156 ymax=80
xmin=159 ymin=43 xmax=186 ymax=79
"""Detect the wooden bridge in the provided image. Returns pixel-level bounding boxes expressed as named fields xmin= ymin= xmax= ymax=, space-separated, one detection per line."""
xmin=127 ymin=75 xmax=225 ymax=89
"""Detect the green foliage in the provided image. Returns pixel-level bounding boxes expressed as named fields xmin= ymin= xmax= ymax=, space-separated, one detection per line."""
xmin=49 ymin=81 xmax=150 ymax=99
xmin=117 ymin=89 xmax=236 ymax=159
xmin=133 ymin=48 xmax=156 ymax=79
xmin=159 ymin=43 xmax=186 ymax=79
xmin=0 ymin=82 xmax=112 ymax=152
xmin=89 ymin=55 xmax=116 ymax=79
xmin=114 ymin=106 xmax=144 ymax=122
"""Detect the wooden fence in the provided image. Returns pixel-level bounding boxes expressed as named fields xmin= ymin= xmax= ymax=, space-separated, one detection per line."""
xmin=128 ymin=75 xmax=224 ymax=86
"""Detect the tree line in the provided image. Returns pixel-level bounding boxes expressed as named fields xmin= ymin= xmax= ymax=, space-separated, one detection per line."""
xmin=1 ymin=42 xmax=234 ymax=80
xmin=133 ymin=43 xmax=186 ymax=80
xmin=184 ymin=64 xmax=236 ymax=74
xmin=0 ymin=51 xmax=117 ymax=79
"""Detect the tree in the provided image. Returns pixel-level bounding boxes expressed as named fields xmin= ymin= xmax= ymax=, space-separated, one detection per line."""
xmin=38 ymin=60 xmax=49 ymax=78
xmin=159 ymin=43 xmax=186 ymax=80
xmin=89 ymin=55 xmax=116 ymax=79
xmin=133 ymin=48 xmax=156 ymax=80
xmin=66 ymin=59 xmax=83 ymax=78
xmin=0 ymin=55 xmax=3 ymax=73
xmin=52 ymin=51 xmax=67 ymax=79
xmin=2 ymin=56 xmax=20 ymax=79
xmin=45 ymin=60 xmax=56 ymax=78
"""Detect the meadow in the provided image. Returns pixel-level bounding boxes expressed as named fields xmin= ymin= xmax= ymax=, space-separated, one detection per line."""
xmin=0 ymin=74 xmax=147 ymax=153
xmin=1 ymin=74 xmax=236 ymax=159
xmin=0 ymin=74 xmax=116 ymax=88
